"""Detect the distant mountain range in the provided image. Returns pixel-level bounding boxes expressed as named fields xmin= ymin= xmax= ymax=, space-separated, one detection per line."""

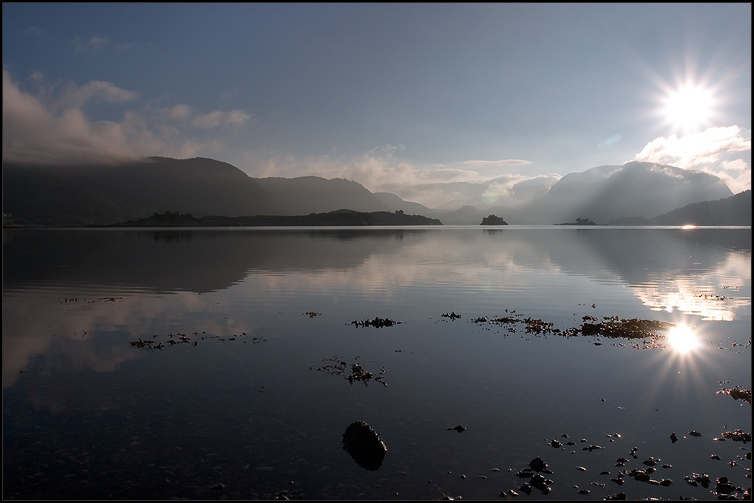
xmin=2 ymin=156 xmax=750 ymax=226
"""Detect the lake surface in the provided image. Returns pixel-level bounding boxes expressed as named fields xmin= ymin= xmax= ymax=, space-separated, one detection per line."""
xmin=2 ymin=226 xmax=751 ymax=500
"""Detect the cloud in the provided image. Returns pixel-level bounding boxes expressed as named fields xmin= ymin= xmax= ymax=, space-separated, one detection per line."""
xmin=73 ymin=35 xmax=110 ymax=53
xmin=24 ymin=26 xmax=45 ymax=36
xmin=241 ymin=145 xmax=549 ymax=208
xmin=634 ymin=126 xmax=751 ymax=193
xmin=56 ymin=80 xmax=140 ymax=110
xmin=2 ymin=70 xmax=254 ymax=166
xmin=191 ymin=109 xmax=251 ymax=129
xmin=162 ymin=104 xmax=252 ymax=129
xmin=220 ymin=87 xmax=242 ymax=100
xmin=459 ymin=159 xmax=532 ymax=171
xmin=2 ymin=70 xmax=142 ymax=165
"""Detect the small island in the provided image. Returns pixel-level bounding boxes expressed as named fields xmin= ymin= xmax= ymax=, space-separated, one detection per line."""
xmin=480 ymin=214 xmax=508 ymax=225
xmin=557 ymin=217 xmax=597 ymax=226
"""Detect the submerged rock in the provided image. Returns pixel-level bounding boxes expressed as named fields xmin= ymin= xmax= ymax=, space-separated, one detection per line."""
xmin=342 ymin=421 xmax=387 ymax=471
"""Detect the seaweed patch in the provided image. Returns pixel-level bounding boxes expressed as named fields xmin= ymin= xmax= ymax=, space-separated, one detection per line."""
xmin=311 ymin=356 xmax=388 ymax=386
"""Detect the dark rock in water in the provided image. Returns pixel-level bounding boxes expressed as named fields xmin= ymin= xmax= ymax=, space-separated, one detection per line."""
xmin=530 ymin=474 xmax=547 ymax=489
xmin=529 ymin=457 xmax=548 ymax=472
xmin=448 ymin=424 xmax=466 ymax=433
xmin=693 ymin=473 xmax=711 ymax=488
xmin=716 ymin=476 xmax=734 ymax=494
xmin=670 ymin=432 xmax=678 ymax=443
xmin=689 ymin=430 xmax=702 ymax=437
xmin=342 ymin=421 xmax=387 ymax=471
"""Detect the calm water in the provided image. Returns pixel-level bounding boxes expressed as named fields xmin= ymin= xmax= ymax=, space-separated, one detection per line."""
xmin=2 ymin=226 xmax=751 ymax=500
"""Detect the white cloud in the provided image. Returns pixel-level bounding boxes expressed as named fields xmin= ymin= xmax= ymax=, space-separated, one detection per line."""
xmin=241 ymin=145 xmax=546 ymax=208
xmin=73 ymin=35 xmax=110 ymax=53
xmin=162 ymin=104 xmax=251 ymax=129
xmin=165 ymin=104 xmax=193 ymax=121
xmin=459 ymin=159 xmax=532 ymax=171
xmin=1 ymin=70 xmax=253 ymax=165
xmin=2 ymin=70 xmax=141 ymax=165
xmin=56 ymin=80 xmax=140 ymax=110
xmin=220 ymin=87 xmax=242 ymax=100
xmin=191 ymin=109 xmax=251 ymax=129
xmin=635 ymin=126 xmax=751 ymax=194
xmin=24 ymin=26 xmax=45 ymax=36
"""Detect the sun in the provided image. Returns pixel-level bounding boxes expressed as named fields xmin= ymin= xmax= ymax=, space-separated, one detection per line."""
xmin=661 ymin=84 xmax=714 ymax=133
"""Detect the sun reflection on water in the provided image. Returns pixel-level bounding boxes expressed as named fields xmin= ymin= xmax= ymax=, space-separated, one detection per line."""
xmin=665 ymin=323 xmax=700 ymax=354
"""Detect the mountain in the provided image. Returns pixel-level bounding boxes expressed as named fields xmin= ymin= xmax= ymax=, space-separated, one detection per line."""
xmin=373 ymin=192 xmax=434 ymax=215
xmin=255 ymin=176 xmax=388 ymax=215
xmin=3 ymin=156 xmax=746 ymax=227
xmin=508 ymin=161 xmax=734 ymax=224
xmin=3 ymin=157 xmax=282 ymax=225
xmin=2 ymin=163 xmax=147 ymax=226
xmin=3 ymin=157 xmax=400 ymax=226
xmin=610 ymin=190 xmax=751 ymax=226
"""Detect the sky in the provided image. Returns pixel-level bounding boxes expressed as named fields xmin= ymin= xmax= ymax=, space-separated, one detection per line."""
xmin=2 ymin=3 xmax=751 ymax=207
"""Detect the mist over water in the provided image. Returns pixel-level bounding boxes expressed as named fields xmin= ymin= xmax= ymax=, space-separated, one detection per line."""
xmin=3 ymin=227 xmax=751 ymax=500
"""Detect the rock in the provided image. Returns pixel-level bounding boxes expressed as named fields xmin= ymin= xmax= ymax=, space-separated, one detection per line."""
xmin=530 ymin=474 xmax=548 ymax=490
xmin=642 ymin=457 xmax=659 ymax=466
xmin=716 ymin=476 xmax=734 ymax=494
xmin=342 ymin=421 xmax=387 ymax=471
xmin=529 ymin=457 xmax=548 ymax=472
xmin=670 ymin=432 xmax=678 ymax=443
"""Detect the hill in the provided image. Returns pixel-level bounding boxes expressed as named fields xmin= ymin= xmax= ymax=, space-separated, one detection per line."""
xmin=610 ymin=190 xmax=751 ymax=226
xmin=373 ymin=192 xmax=434 ymax=215
xmin=255 ymin=176 xmax=388 ymax=215
xmin=3 ymin=156 xmax=747 ymax=227
xmin=508 ymin=161 xmax=734 ymax=224
xmin=3 ymin=157 xmax=281 ymax=225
